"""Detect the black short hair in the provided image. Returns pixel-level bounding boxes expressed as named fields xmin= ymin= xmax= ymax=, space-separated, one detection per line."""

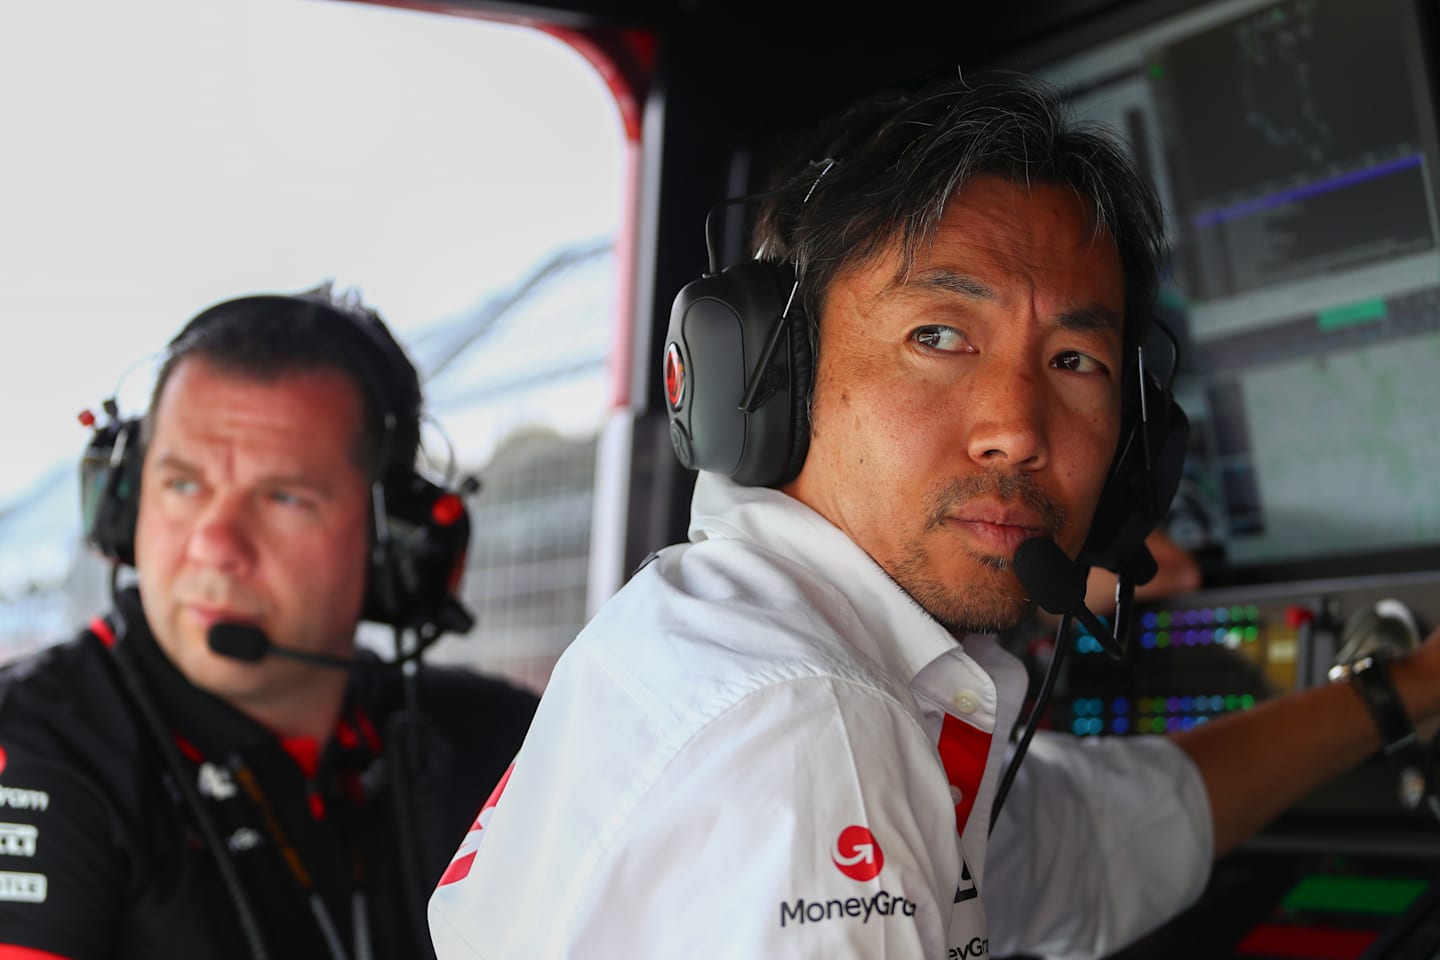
xmin=753 ymin=71 xmax=1166 ymax=365
xmin=144 ymin=285 xmax=422 ymax=486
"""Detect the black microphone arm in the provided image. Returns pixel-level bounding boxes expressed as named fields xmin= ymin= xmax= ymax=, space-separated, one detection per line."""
xmin=206 ymin=622 xmax=271 ymax=663
xmin=992 ymin=537 xmax=1130 ymax=831
xmin=207 ymin=622 xmax=393 ymax=670
xmin=1109 ymin=544 xmax=1156 ymax=663
xmin=1013 ymin=537 xmax=1124 ymax=658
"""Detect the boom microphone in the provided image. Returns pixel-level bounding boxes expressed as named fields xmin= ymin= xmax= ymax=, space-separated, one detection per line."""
xmin=1014 ymin=537 xmax=1125 ymax=658
xmin=207 ymin=622 xmax=383 ymax=670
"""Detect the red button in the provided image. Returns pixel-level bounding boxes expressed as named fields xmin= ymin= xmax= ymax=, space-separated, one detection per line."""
xmin=431 ymin=494 xmax=464 ymax=527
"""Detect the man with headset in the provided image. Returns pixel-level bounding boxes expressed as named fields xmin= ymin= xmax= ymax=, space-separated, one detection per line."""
xmin=0 ymin=289 xmax=537 ymax=959
xmin=429 ymin=74 xmax=1440 ymax=959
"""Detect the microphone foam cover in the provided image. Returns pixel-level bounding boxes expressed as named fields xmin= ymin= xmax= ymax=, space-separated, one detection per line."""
xmin=1014 ymin=537 xmax=1087 ymax=615
xmin=207 ymin=622 xmax=270 ymax=663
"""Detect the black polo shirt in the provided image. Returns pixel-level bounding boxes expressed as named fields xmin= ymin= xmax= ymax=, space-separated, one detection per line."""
xmin=0 ymin=588 xmax=537 ymax=959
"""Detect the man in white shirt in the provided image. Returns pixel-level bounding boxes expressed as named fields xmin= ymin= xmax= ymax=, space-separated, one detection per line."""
xmin=429 ymin=72 xmax=1440 ymax=959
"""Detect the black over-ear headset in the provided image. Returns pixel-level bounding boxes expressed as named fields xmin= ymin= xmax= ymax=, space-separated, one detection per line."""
xmin=79 ymin=293 xmax=475 ymax=637
xmin=662 ymin=163 xmax=1190 ymax=576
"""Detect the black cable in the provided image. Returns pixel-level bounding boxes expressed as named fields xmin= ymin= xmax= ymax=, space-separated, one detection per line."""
xmin=989 ymin=612 xmax=1074 ymax=834
xmin=386 ymin=619 xmax=442 ymax=959
xmin=1153 ymin=316 xmax=1182 ymax=391
xmin=701 ymin=187 xmax=786 ymax=276
xmin=385 ymin=706 xmax=438 ymax=960
xmin=701 ymin=160 xmax=835 ymax=276
xmin=103 ymin=581 xmax=272 ymax=960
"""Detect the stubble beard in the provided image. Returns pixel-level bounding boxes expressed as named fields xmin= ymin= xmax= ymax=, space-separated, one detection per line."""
xmin=887 ymin=470 xmax=1067 ymax=634
xmin=891 ymin=545 xmax=1035 ymax=633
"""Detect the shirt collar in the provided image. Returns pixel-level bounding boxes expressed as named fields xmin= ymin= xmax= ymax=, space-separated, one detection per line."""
xmin=688 ymin=471 xmax=962 ymax=686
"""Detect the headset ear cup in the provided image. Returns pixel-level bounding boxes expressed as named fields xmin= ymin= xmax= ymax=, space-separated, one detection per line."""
xmin=361 ymin=473 xmax=476 ymax=634
xmin=664 ymin=260 xmax=807 ymax=488
xmin=80 ymin=417 xmax=143 ymax=566
xmin=1080 ymin=375 xmax=1189 ymax=572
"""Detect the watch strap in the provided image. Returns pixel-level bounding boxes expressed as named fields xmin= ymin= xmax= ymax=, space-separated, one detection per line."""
xmin=1338 ymin=654 xmax=1417 ymax=756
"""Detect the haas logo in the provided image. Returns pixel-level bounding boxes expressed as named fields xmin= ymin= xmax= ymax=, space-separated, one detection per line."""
xmin=832 ymin=825 xmax=884 ymax=882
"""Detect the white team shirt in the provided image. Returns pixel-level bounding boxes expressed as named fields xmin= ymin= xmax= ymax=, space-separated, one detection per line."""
xmin=430 ymin=473 xmax=1212 ymax=959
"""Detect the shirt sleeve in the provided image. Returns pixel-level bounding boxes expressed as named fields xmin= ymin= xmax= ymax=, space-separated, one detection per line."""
xmin=983 ymin=732 xmax=1214 ymax=960
xmin=0 ymin=735 xmax=128 ymax=960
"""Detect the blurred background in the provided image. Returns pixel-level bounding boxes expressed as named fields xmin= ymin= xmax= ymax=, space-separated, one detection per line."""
xmin=0 ymin=0 xmax=626 ymax=691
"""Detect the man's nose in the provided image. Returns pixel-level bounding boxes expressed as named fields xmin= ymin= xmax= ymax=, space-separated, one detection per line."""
xmin=186 ymin=494 xmax=257 ymax=574
xmin=963 ymin=358 xmax=1050 ymax=471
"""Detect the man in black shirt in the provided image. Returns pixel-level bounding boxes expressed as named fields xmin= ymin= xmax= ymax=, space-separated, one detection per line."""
xmin=0 ymin=289 xmax=537 ymax=959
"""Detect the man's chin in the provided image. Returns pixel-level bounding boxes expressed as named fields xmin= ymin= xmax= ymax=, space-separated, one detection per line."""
xmin=930 ymin=596 xmax=1035 ymax=635
xmin=158 ymin=622 xmax=259 ymax=687
xmin=898 ymin=575 xmax=1034 ymax=633
xmin=908 ymin=555 xmax=1041 ymax=628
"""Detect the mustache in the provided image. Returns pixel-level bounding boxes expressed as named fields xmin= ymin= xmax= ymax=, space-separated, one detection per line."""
xmin=175 ymin=575 xmax=266 ymax=619
xmin=922 ymin=470 xmax=1067 ymax=538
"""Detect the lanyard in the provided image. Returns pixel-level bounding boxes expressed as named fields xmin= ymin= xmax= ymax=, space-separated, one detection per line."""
xmin=231 ymin=757 xmax=374 ymax=960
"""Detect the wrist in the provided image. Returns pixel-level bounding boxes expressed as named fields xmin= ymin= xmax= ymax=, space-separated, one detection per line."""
xmin=1330 ymin=653 xmax=1417 ymax=756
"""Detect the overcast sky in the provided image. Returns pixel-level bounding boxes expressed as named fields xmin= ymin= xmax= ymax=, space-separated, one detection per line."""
xmin=0 ymin=0 xmax=623 ymax=507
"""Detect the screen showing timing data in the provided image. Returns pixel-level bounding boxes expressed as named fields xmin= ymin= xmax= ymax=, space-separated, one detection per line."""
xmin=1031 ymin=0 xmax=1440 ymax=577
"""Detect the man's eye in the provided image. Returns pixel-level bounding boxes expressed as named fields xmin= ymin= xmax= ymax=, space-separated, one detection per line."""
xmin=267 ymin=490 xmax=313 ymax=509
xmin=163 ymin=477 xmax=200 ymax=495
xmin=912 ymin=326 xmax=974 ymax=353
xmin=1052 ymin=350 xmax=1107 ymax=375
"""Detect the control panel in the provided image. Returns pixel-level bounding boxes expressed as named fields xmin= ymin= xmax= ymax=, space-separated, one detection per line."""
xmin=1047 ymin=568 xmax=1440 ymax=827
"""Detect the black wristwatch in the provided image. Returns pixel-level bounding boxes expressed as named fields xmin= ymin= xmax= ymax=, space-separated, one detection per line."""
xmin=1329 ymin=653 xmax=1417 ymax=756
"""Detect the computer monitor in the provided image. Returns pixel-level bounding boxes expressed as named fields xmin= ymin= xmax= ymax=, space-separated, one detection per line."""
xmin=1024 ymin=0 xmax=1440 ymax=583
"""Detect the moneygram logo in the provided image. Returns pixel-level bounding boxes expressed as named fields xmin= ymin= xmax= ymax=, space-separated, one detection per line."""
xmin=832 ymin=825 xmax=883 ymax=882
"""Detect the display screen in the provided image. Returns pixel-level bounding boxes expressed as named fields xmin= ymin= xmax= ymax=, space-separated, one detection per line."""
xmin=1031 ymin=0 xmax=1440 ymax=580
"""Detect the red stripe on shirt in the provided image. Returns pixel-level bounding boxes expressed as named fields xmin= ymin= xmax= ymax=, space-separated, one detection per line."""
xmin=437 ymin=851 xmax=476 ymax=888
xmin=473 ymin=762 xmax=516 ymax=829
xmin=937 ymin=713 xmax=992 ymax=835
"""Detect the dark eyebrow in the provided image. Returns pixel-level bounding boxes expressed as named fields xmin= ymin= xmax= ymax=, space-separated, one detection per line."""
xmin=1057 ymin=304 xmax=1123 ymax=336
xmin=148 ymin=453 xmax=337 ymax=498
xmin=899 ymin=269 xmax=998 ymax=302
xmin=148 ymin=453 xmax=201 ymax=475
xmin=899 ymin=268 xmax=1123 ymax=336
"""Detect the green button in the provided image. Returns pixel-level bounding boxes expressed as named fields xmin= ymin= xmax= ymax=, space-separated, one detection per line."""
xmin=1282 ymin=875 xmax=1428 ymax=915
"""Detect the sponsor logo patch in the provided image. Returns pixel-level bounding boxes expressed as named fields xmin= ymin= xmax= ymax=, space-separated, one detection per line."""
xmin=0 ymin=785 xmax=49 ymax=812
xmin=0 ymin=823 xmax=38 ymax=858
xmin=949 ymin=936 xmax=989 ymax=960
xmin=777 ymin=826 xmax=918 ymax=931
xmin=228 ymin=828 xmax=262 ymax=853
xmin=198 ymin=762 xmax=237 ymax=801
xmin=0 ymin=870 xmax=46 ymax=903
xmin=832 ymin=825 xmax=884 ymax=882
xmin=779 ymin=890 xmax=918 ymax=927
xmin=954 ymin=858 xmax=977 ymax=903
